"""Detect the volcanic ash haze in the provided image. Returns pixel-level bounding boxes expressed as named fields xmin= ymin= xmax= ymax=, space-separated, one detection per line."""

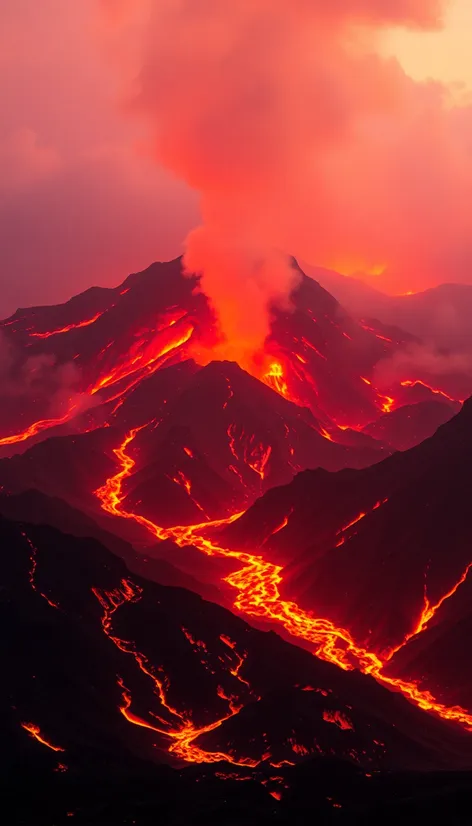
xmin=100 ymin=0 xmax=472 ymax=361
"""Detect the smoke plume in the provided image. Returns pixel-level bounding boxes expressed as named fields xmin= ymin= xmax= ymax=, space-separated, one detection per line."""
xmin=100 ymin=0 xmax=472 ymax=359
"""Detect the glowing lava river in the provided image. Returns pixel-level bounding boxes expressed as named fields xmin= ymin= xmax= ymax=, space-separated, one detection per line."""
xmin=91 ymin=424 xmax=472 ymax=767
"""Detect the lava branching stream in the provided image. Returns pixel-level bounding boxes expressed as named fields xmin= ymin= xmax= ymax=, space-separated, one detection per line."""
xmin=92 ymin=578 xmax=261 ymax=766
xmin=0 ymin=317 xmax=195 ymax=448
xmin=21 ymin=722 xmax=65 ymax=753
xmin=91 ymin=425 xmax=472 ymax=769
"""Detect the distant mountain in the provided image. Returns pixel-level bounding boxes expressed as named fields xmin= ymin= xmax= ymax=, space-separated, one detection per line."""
xmin=301 ymin=262 xmax=391 ymax=316
xmin=303 ymin=263 xmax=472 ymax=355
xmin=362 ymin=400 xmax=459 ymax=451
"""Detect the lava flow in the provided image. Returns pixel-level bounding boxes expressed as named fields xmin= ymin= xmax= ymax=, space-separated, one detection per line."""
xmin=89 ymin=321 xmax=194 ymax=397
xmin=23 ymin=531 xmax=59 ymax=609
xmin=95 ymin=426 xmax=472 ymax=734
xmin=29 ymin=311 xmax=105 ymax=339
xmin=92 ymin=577 xmax=259 ymax=766
xmin=264 ymin=362 xmax=288 ymax=397
xmin=385 ymin=562 xmax=472 ymax=661
xmin=337 ymin=500 xmax=388 ymax=536
xmin=21 ymin=723 xmax=65 ymax=752
xmin=0 ymin=401 xmax=80 ymax=448
xmin=400 ymin=380 xmax=463 ymax=404
xmin=0 ymin=319 xmax=194 ymax=449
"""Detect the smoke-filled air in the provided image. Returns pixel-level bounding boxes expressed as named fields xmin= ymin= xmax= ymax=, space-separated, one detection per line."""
xmin=96 ymin=0 xmax=472 ymax=359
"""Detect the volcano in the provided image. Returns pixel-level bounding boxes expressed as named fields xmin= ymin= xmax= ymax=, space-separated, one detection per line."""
xmin=2 ymin=257 xmax=472 ymax=823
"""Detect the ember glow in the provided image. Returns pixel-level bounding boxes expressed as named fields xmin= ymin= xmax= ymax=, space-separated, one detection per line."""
xmin=386 ymin=562 xmax=472 ymax=661
xmin=92 ymin=577 xmax=259 ymax=766
xmin=400 ymin=380 xmax=463 ymax=404
xmin=337 ymin=500 xmax=388 ymax=537
xmin=264 ymin=362 xmax=288 ymax=398
xmin=89 ymin=320 xmax=194 ymax=396
xmin=23 ymin=531 xmax=59 ymax=610
xmin=21 ymin=723 xmax=65 ymax=753
xmin=0 ymin=403 xmax=80 ymax=448
xmin=29 ymin=311 xmax=105 ymax=339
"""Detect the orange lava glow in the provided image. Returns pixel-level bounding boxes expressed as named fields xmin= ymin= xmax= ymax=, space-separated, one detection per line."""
xmin=262 ymin=511 xmax=292 ymax=544
xmin=94 ymin=427 xmax=472 ymax=747
xmin=92 ymin=577 xmax=259 ymax=766
xmin=21 ymin=723 xmax=65 ymax=752
xmin=359 ymin=322 xmax=393 ymax=344
xmin=360 ymin=375 xmax=397 ymax=415
xmin=400 ymin=380 xmax=462 ymax=404
xmin=89 ymin=321 xmax=194 ymax=396
xmin=0 ymin=401 xmax=80 ymax=447
xmin=0 ymin=319 xmax=194 ymax=448
xmin=29 ymin=311 xmax=104 ymax=339
xmin=322 ymin=710 xmax=354 ymax=730
xmin=263 ymin=362 xmax=288 ymax=397
xmin=337 ymin=500 xmax=387 ymax=536
xmin=377 ymin=392 xmax=395 ymax=414
xmin=23 ymin=531 xmax=59 ymax=609
xmin=386 ymin=562 xmax=472 ymax=661
xmin=246 ymin=441 xmax=272 ymax=481
xmin=172 ymin=469 xmax=208 ymax=517
xmin=220 ymin=634 xmax=253 ymax=691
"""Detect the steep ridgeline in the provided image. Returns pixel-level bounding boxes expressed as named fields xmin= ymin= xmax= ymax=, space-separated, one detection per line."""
xmin=221 ymin=398 xmax=472 ymax=718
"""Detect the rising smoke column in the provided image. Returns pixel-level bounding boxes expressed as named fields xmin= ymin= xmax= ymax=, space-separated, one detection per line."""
xmin=104 ymin=0 xmax=472 ymax=353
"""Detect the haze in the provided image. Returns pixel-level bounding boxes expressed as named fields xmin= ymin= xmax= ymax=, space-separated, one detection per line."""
xmin=1 ymin=0 xmax=472 ymax=319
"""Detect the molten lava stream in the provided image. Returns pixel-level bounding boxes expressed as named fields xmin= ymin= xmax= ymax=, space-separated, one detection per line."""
xmin=89 ymin=320 xmax=194 ymax=397
xmin=0 ymin=401 xmax=81 ymax=448
xmin=92 ymin=577 xmax=259 ymax=766
xmin=95 ymin=427 xmax=472 ymax=734
xmin=21 ymin=723 xmax=65 ymax=752
xmin=0 ymin=320 xmax=194 ymax=448
xmin=385 ymin=563 xmax=472 ymax=661
xmin=28 ymin=311 xmax=105 ymax=339
xmin=400 ymin=379 xmax=463 ymax=404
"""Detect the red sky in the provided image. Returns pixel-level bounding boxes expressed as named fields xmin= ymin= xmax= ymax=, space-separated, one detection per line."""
xmin=1 ymin=0 xmax=472 ymax=319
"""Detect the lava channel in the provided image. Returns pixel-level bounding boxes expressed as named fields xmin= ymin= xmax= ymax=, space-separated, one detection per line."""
xmin=94 ymin=426 xmax=472 ymax=736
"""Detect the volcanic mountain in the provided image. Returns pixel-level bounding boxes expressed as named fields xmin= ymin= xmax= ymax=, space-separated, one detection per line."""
xmin=1 ymin=257 xmax=465 ymax=459
xmin=2 ymin=256 xmax=472 ymax=822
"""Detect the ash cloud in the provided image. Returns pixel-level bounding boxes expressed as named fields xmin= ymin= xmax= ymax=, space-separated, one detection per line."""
xmin=100 ymin=0 xmax=472 ymax=356
xmin=2 ymin=0 xmax=472 ymax=336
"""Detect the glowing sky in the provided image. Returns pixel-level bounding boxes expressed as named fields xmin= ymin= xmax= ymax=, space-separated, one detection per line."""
xmin=383 ymin=0 xmax=472 ymax=90
xmin=0 ymin=0 xmax=471 ymax=317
